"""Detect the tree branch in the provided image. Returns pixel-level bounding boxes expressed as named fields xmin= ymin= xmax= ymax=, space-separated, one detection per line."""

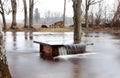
xmin=0 ymin=11 xmax=3 ymax=14
xmin=90 ymin=0 xmax=103 ymax=5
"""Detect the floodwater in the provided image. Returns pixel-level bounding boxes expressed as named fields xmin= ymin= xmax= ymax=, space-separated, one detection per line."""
xmin=4 ymin=32 xmax=120 ymax=78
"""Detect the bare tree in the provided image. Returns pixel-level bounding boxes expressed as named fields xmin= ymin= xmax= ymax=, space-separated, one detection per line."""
xmin=23 ymin=0 xmax=28 ymax=28
xmin=85 ymin=0 xmax=103 ymax=28
xmin=63 ymin=0 xmax=66 ymax=27
xmin=95 ymin=2 xmax=102 ymax=26
xmin=11 ymin=0 xmax=17 ymax=29
xmin=111 ymin=1 xmax=120 ymax=27
xmin=44 ymin=10 xmax=51 ymax=24
xmin=53 ymin=12 xmax=62 ymax=22
xmin=102 ymin=4 xmax=111 ymax=25
xmin=34 ymin=8 xmax=40 ymax=24
xmin=43 ymin=11 xmax=63 ymax=24
xmin=72 ymin=0 xmax=82 ymax=43
xmin=89 ymin=11 xmax=94 ymax=26
xmin=0 ymin=27 xmax=12 ymax=78
xmin=0 ymin=0 xmax=6 ymax=30
xmin=103 ymin=5 xmax=107 ymax=24
xmin=29 ymin=0 xmax=34 ymax=28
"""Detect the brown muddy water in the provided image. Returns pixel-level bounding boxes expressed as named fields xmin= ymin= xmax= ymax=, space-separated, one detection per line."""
xmin=4 ymin=32 xmax=120 ymax=78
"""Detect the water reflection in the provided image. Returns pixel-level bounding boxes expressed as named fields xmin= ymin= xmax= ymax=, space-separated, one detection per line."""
xmin=24 ymin=32 xmax=28 ymax=40
xmin=111 ymin=33 xmax=120 ymax=39
xmin=12 ymin=32 xmax=17 ymax=41
xmin=29 ymin=32 xmax=33 ymax=40
xmin=12 ymin=32 xmax=17 ymax=50
xmin=84 ymin=32 xmax=100 ymax=38
xmin=70 ymin=58 xmax=81 ymax=78
xmin=4 ymin=31 xmax=6 ymax=36
xmin=5 ymin=32 xmax=120 ymax=78
xmin=40 ymin=53 xmax=54 ymax=60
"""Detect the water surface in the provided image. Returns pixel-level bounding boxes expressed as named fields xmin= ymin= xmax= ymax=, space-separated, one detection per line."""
xmin=5 ymin=32 xmax=120 ymax=78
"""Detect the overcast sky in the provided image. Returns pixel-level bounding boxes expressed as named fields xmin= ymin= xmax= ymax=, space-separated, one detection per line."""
xmin=30 ymin=0 xmax=115 ymax=17
xmin=5 ymin=0 xmax=116 ymax=21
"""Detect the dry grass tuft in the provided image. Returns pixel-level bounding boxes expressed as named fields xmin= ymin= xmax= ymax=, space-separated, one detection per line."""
xmin=4 ymin=23 xmax=73 ymax=32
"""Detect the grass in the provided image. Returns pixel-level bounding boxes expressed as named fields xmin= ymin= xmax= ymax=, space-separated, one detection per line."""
xmin=2 ymin=23 xmax=120 ymax=33
xmin=5 ymin=27 xmax=73 ymax=32
xmin=3 ymin=23 xmax=73 ymax=32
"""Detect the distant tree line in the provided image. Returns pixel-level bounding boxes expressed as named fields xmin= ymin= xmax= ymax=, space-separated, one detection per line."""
xmin=0 ymin=0 xmax=119 ymax=30
xmin=38 ymin=10 xmax=73 ymax=25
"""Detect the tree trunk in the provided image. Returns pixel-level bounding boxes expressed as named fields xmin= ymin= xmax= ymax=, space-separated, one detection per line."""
xmin=0 ymin=26 xmax=12 ymax=78
xmin=29 ymin=0 xmax=34 ymax=28
xmin=85 ymin=8 xmax=89 ymax=28
xmin=91 ymin=12 xmax=94 ymax=26
xmin=63 ymin=0 xmax=66 ymax=27
xmin=23 ymin=0 xmax=28 ymax=28
xmin=0 ymin=0 xmax=7 ymax=30
xmin=85 ymin=0 xmax=89 ymax=28
xmin=85 ymin=0 xmax=103 ymax=27
xmin=72 ymin=0 xmax=82 ymax=44
xmin=2 ymin=13 xmax=6 ymax=30
xmin=11 ymin=0 xmax=17 ymax=29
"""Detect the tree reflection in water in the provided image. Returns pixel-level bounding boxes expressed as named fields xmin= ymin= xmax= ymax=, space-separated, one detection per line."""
xmin=29 ymin=32 xmax=33 ymax=40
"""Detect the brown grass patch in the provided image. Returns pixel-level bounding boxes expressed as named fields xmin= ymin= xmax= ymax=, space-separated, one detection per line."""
xmin=2 ymin=23 xmax=120 ymax=33
xmin=4 ymin=23 xmax=73 ymax=32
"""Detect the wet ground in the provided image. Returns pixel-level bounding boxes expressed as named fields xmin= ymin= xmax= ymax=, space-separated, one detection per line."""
xmin=4 ymin=32 xmax=120 ymax=78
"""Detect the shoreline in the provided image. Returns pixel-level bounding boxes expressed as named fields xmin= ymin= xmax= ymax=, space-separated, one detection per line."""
xmin=3 ymin=27 xmax=120 ymax=34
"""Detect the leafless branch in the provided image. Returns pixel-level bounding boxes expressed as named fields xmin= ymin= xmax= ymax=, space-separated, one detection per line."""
xmin=90 ymin=0 xmax=103 ymax=5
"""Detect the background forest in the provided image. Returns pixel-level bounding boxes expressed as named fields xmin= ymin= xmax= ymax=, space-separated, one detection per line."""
xmin=0 ymin=0 xmax=120 ymax=30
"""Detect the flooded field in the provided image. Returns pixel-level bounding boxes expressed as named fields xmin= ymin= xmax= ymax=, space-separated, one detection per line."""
xmin=4 ymin=32 xmax=120 ymax=78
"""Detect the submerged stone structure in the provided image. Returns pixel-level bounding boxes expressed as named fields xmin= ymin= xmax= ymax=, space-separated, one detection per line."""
xmin=0 ymin=26 xmax=11 ymax=78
